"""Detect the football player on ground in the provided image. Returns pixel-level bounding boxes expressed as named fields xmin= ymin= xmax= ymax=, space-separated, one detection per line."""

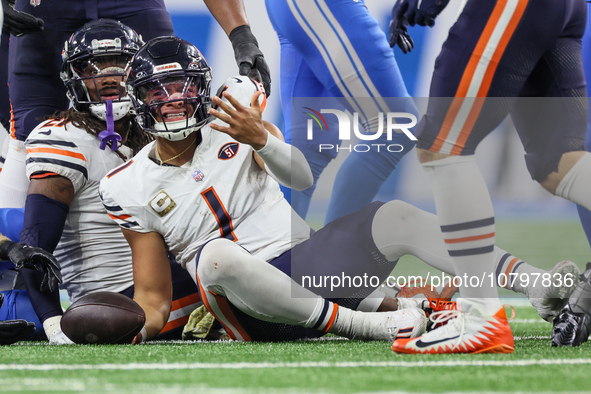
xmin=100 ymin=36 xmax=579 ymax=343
xmin=389 ymin=0 xmax=590 ymax=354
xmin=13 ymin=20 xmax=200 ymax=344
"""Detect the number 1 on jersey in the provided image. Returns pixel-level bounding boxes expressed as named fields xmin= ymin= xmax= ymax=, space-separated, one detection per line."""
xmin=201 ymin=187 xmax=237 ymax=242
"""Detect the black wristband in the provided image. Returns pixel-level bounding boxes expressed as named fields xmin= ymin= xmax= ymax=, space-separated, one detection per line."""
xmin=0 ymin=240 xmax=16 ymax=261
xmin=229 ymin=25 xmax=259 ymax=51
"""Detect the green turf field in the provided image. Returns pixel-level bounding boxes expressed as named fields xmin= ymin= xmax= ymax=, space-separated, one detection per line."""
xmin=1 ymin=220 xmax=590 ymax=393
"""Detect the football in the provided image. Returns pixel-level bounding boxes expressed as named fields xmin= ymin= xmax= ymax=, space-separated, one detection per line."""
xmin=61 ymin=291 xmax=145 ymax=344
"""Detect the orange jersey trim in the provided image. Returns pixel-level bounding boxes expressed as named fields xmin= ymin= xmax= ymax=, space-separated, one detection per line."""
xmin=106 ymin=160 xmax=134 ymax=178
xmin=107 ymin=213 xmax=131 ymax=221
xmin=27 ymin=147 xmax=86 ymax=162
xmin=30 ymin=172 xmax=60 ymax=179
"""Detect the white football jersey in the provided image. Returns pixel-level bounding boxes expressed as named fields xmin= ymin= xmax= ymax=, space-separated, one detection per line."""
xmin=99 ymin=125 xmax=311 ymax=269
xmin=26 ymin=118 xmax=134 ymax=302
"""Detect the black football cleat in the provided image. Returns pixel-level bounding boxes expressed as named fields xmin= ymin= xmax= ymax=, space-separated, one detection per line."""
xmin=551 ymin=305 xmax=591 ymax=347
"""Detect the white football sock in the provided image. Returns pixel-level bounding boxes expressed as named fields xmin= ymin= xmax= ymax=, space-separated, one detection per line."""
xmin=373 ymin=199 xmax=531 ymax=298
xmin=422 ymin=155 xmax=500 ymax=315
xmin=0 ymin=139 xmax=29 ymax=208
xmin=555 ymin=152 xmax=591 ymax=210
xmin=328 ymin=306 xmax=426 ymax=341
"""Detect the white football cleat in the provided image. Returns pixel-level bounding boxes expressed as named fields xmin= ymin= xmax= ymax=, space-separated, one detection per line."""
xmin=392 ymin=300 xmax=514 ymax=354
xmin=528 ymin=260 xmax=580 ymax=321
xmin=383 ymin=307 xmax=428 ymax=341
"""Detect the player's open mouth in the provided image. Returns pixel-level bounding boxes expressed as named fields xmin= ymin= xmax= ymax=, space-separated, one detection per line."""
xmin=100 ymin=89 xmax=122 ymax=101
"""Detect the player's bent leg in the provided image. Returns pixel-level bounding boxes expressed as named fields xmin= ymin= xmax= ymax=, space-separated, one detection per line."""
xmin=494 ymin=251 xmax=580 ymax=321
xmin=553 ymin=152 xmax=591 ymax=211
xmin=373 ymin=200 xmax=578 ymax=320
xmin=513 ymin=260 xmax=580 ymax=322
xmin=392 ymin=300 xmax=514 ymax=354
xmin=194 ymin=239 xmax=427 ymax=342
xmin=194 ymin=238 xmax=335 ymax=341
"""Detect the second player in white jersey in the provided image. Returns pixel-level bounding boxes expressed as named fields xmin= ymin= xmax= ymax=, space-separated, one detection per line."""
xmin=26 ymin=119 xmax=134 ymax=301
xmin=18 ymin=21 xmax=201 ymax=345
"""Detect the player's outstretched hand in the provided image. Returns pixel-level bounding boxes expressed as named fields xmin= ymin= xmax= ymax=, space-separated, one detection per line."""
xmin=389 ymin=2 xmax=414 ymax=53
xmin=1 ymin=0 xmax=44 ymax=37
xmin=229 ymin=25 xmax=272 ymax=97
xmin=209 ymin=91 xmax=268 ymax=150
xmin=0 ymin=240 xmax=62 ymax=292
xmin=392 ymin=0 xmax=449 ymax=28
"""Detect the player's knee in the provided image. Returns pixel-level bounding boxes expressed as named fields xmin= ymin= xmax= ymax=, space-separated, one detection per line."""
xmin=374 ymin=200 xmax=419 ymax=242
xmin=537 ymin=151 xmax=588 ymax=195
xmin=197 ymin=239 xmax=249 ymax=282
xmin=380 ymin=200 xmax=417 ymax=222
xmin=385 ymin=200 xmax=420 ymax=225
xmin=417 ymin=148 xmax=449 ymax=164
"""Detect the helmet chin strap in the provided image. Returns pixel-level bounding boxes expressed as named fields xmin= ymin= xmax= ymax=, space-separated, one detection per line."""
xmin=98 ymin=100 xmax=122 ymax=151
xmin=154 ymin=117 xmax=200 ymax=141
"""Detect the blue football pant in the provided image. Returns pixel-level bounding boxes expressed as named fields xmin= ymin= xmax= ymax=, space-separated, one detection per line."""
xmin=266 ymin=0 xmax=417 ymax=223
xmin=577 ymin=1 xmax=591 ymax=250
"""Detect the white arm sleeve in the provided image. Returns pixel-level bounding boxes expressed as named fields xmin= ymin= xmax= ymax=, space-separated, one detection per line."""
xmin=255 ymin=132 xmax=313 ymax=191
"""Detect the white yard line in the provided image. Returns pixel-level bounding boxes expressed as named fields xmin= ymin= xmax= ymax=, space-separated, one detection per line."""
xmin=512 ymin=319 xmax=547 ymax=324
xmin=1 ymin=359 xmax=590 ymax=371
